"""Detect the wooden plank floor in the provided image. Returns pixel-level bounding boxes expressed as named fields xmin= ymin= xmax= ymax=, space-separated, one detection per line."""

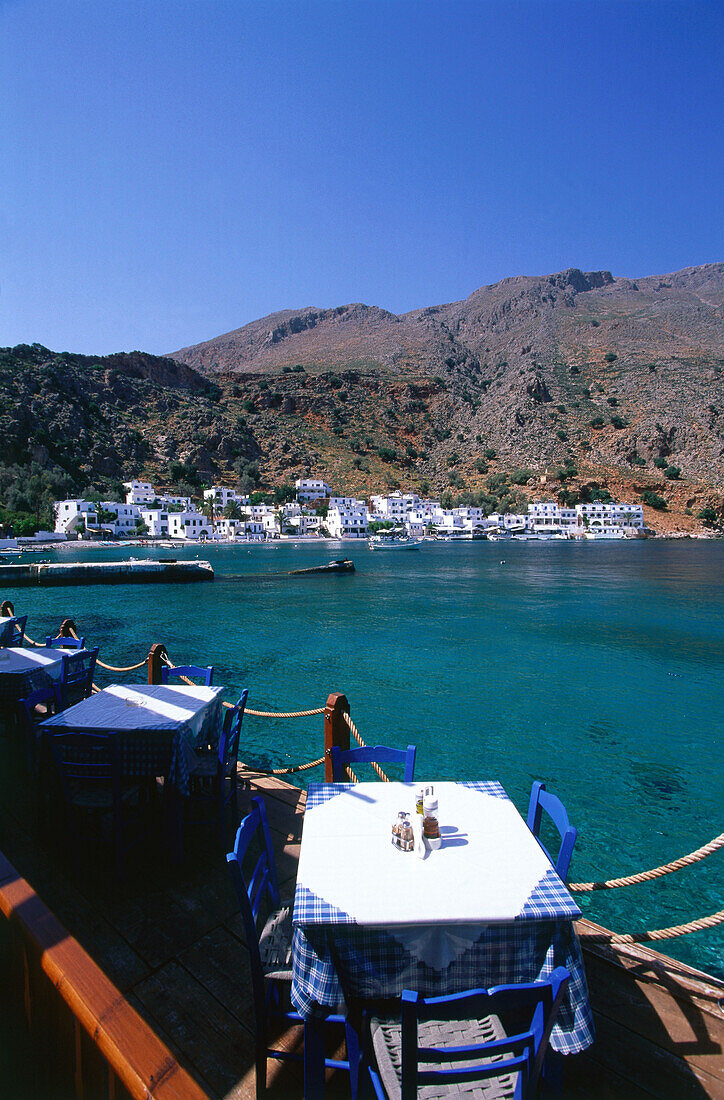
xmin=0 ymin=740 xmax=722 ymax=1099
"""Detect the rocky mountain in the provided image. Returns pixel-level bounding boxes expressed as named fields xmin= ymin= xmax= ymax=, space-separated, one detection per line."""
xmin=2 ymin=264 xmax=723 ymax=535
xmin=171 ymin=264 xmax=724 ymax=502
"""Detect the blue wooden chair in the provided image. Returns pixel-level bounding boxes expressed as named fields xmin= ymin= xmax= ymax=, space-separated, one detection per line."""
xmin=366 ymin=969 xmax=570 ymax=1100
xmin=58 ymin=648 xmax=99 ymax=709
xmin=17 ymin=685 xmax=61 ymax=775
xmin=330 ymin=744 xmax=416 ymax=783
xmin=160 ymin=664 xmax=214 ymax=686
xmin=0 ymin=615 xmax=27 ymax=647
xmin=45 ymin=634 xmax=86 ymax=650
xmin=226 ymin=796 xmax=354 ymax=1100
xmin=526 ymin=781 xmax=578 ymax=883
xmin=185 ymin=690 xmax=248 ymax=851
xmin=47 ymin=731 xmax=144 ymax=880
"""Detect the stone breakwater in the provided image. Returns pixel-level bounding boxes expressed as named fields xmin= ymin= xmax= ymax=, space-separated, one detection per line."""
xmin=0 ymin=559 xmax=214 ymax=587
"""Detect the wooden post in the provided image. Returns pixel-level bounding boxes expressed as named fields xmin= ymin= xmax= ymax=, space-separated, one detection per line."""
xmin=58 ymin=619 xmax=77 ymax=638
xmin=324 ymin=692 xmax=350 ymax=781
xmin=0 ymin=599 xmax=14 ymax=617
xmin=147 ymin=644 xmax=167 ymax=685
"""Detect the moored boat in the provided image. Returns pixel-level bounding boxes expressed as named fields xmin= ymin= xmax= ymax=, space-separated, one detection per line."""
xmin=368 ymin=535 xmax=422 ymax=550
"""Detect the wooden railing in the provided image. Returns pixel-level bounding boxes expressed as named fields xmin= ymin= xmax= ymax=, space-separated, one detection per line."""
xmin=0 ymin=849 xmax=209 ymax=1100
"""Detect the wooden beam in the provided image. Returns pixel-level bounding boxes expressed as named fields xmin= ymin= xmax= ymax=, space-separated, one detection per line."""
xmin=324 ymin=693 xmax=350 ymax=781
xmin=0 ymin=856 xmax=210 ymax=1100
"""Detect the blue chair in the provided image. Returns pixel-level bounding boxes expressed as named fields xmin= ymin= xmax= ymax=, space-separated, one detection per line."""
xmin=0 ymin=615 xmax=27 ymax=647
xmin=17 ymin=685 xmax=61 ymax=775
xmin=527 ymin=781 xmax=578 ymax=883
xmin=47 ymin=731 xmax=144 ymax=880
xmin=366 ymin=969 xmax=570 ymax=1100
xmin=58 ymin=648 xmax=99 ymax=709
xmin=186 ymin=690 xmax=248 ymax=850
xmin=226 ymin=796 xmax=354 ymax=1100
xmin=45 ymin=634 xmax=87 ymax=650
xmin=330 ymin=744 xmax=416 ymax=783
xmin=161 ymin=664 xmax=214 ymax=686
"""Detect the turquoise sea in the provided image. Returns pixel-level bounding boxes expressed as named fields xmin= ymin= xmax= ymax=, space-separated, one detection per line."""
xmin=11 ymin=539 xmax=724 ymax=977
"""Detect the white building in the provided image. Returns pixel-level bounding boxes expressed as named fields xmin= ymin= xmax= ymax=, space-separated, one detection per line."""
xmin=54 ymin=500 xmax=100 ymax=536
xmin=167 ymin=510 xmax=212 ymax=540
xmin=326 ymin=504 xmax=369 ymax=538
xmin=98 ymin=501 xmax=141 ymax=537
xmin=139 ymin=507 xmax=169 ymax=538
xmin=203 ymin=486 xmax=249 ymax=510
xmin=296 ymin=477 xmax=331 ymax=502
xmin=124 ymin=480 xmax=156 ymax=506
xmin=329 ymin=496 xmax=366 ymax=510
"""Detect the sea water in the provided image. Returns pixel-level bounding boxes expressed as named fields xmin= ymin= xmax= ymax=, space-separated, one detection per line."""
xmin=14 ymin=539 xmax=724 ymax=976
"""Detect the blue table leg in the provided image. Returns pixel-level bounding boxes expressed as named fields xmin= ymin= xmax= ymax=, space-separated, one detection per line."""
xmin=304 ymin=1015 xmax=326 ymax=1098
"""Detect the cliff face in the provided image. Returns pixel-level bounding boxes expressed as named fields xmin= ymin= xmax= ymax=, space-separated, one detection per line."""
xmin=2 ymin=263 xmax=723 ymax=535
xmin=170 ymin=264 xmax=724 ymax=494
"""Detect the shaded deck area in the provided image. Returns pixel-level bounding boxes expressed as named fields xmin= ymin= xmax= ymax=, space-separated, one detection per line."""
xmin=0 ymin=749 xmax=722 ymax=1099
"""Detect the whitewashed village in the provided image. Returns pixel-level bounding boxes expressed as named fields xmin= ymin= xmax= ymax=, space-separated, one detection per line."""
xmin=45 ymin=476 xmax=646 ymax=543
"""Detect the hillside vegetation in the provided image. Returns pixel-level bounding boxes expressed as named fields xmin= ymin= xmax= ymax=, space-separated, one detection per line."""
xmin=2 ymin=263 xmax=723 ymax=534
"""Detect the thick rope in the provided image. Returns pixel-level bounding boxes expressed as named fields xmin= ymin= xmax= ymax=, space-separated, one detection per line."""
xmin=66 ymin=625 xmax=149 ymax=671
xmin=569 ymin=832 xmax=724 ymax=892
xmin=341 ymin=711 xmax=389 ymax=782
xmin=241 ymin=757 xmax=326 ymax=776
xmin=585 ymin=908 xmax=724 ymax=944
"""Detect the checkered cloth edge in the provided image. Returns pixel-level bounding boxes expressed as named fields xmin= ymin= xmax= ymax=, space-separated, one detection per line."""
xmin=291 ymin=919 xmax=594 ymax=1054
xmin=517 ymin=867 xmax=581 ymax=921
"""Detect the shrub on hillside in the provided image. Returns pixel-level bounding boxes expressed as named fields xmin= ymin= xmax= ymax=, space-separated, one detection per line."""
xmin=664 ymin=466 xmax=681 ymax=480
xmin=642 ymin=490 xmax=667 ymax=510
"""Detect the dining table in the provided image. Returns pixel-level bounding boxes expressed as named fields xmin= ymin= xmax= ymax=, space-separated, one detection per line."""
xmin=292 ymin=779 xmax=595 ymax=1096
xmin=0 ymin=646 xmax=68 ymax=708
xmin=38 ymin=682 xmax=225 ymax=795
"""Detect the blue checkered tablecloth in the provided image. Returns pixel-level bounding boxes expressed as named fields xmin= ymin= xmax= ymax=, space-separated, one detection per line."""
xmin=0 ymin=647 xmax=66 ymax=710
xmin=39 ymin=684 xmax=224 ymax=795
xmin=291 ymin=781 xmax=594 ymax=1055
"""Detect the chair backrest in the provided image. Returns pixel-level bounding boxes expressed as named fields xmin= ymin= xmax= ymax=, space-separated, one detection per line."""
xmin=18 ymin=684 xmax=61 ymax=726
xmin=526 ymin=781 xmax=578 ymax=882
xmin=392 ymin=969 xmax=570 ymax=1100
xmin=48 ymin=731 xmax=121 ymax=808
xmin=59 ymin=648 xmax=99 ymax=706
xmin=160 ymin=664 xmax=214 ymax=686
xmin=217 ymin=689 xmax=248 ymax=771
xmin=0 ymin=615 xmax=27 ymax=647
xmin=45 ymin=634 xmax=87 ymax=650
xmin=226 ymin=796 xmax=281 ymax=1018
xmin=330 ymin=743 xmax=416 ymax=783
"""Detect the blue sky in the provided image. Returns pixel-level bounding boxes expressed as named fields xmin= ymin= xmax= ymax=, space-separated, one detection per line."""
xmin=2 ymin=0 xmax=722 ymax=355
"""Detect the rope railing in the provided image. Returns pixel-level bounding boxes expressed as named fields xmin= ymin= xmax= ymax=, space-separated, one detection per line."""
xmin=585 ymin=908 xmax=724 ymax=945
xmin=569 ymin=831 xmax=724 ymax=892
xmin=341 ymin=711 xmax=389 ymax=782
xmin=11 ymin=610 xmax=724 ymax=940
xmin=161 ymin=651 xmax=326 ymax=776
xmin=68 ymin=626 xmax=149 ymax=671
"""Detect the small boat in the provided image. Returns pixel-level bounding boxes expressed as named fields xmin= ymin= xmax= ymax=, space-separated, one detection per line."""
xmin=368 ymin=536 xmax=422 ymax=551
xmin=287 ymin=559 xmax=355 ymax=575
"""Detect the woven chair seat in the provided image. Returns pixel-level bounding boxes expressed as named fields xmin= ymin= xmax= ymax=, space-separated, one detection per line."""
xmin=189 ymin=754 xmax=234 ymax=780
xmin=259 ymin=902 xmax=293 ymax=981
xmin=68 ymin=782 xmax=141 ymax=810
xmin=370 ymin=1011 xmax=518 ymax=1099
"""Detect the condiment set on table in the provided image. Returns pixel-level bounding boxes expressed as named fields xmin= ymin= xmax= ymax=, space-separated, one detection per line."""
xmin=391 ymin=785 xmax=441 ymax=853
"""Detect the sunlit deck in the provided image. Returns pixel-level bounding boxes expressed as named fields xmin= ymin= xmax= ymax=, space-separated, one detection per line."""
xmin=1 ymin=753 xmax=722 ymax=1099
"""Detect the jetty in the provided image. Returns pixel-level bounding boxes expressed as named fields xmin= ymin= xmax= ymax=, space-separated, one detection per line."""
xmin=0 ymin=559 xmax=214 ymax=587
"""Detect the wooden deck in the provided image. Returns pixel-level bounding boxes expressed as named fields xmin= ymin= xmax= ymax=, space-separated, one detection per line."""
xmin=0 ymin=744 xmax=722 ymax=1099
